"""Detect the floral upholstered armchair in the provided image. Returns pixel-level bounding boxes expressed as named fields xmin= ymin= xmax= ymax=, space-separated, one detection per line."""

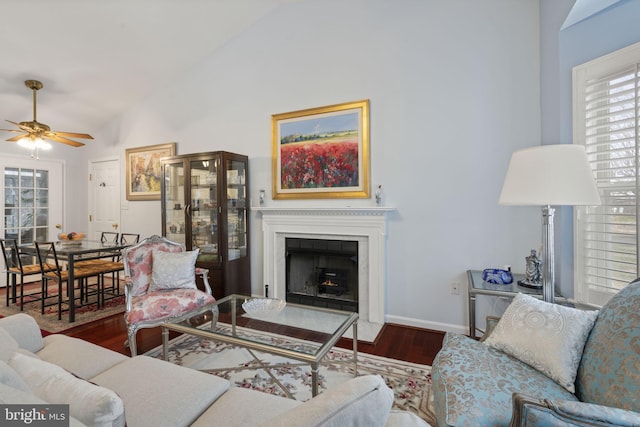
xmin=431 ymin=278 xmax=640 ymax=427
xmin=122 ymin=235 xmax=216 ymax=356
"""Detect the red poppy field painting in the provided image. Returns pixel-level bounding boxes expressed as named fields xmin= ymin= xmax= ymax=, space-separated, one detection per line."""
xmin=272 ymin=100 xmax=370 ymax=199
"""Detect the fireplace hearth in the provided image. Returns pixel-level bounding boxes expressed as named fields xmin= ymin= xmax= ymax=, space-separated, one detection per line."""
xmin=286 ymin=237 xmax=358 ymax=312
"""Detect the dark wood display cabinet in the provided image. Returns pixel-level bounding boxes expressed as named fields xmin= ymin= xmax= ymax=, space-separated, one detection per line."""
xmin=160 ymin=151 xmax=250 ymax=299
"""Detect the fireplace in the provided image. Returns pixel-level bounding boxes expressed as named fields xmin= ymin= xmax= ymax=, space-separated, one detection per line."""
xmin=257 ymin=207 xmax=393 ymax=325
xmin=286 ymin=237 xmax=358 ymax=312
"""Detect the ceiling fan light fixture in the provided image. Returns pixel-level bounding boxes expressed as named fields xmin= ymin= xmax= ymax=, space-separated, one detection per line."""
xmin=17 ymin=136 xmax=51 ymax=159
xmin=17 ymin=136 xmax=51 ymax=150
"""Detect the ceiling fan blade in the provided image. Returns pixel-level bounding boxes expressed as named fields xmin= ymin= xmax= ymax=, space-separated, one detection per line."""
xmin=6 ymin=133 xmax=29 ymax=142
xmin=5 ymin=120 xmax=33 ymax=132
xmin=0 ymin=128 xmax=24 ymax=133
xmin=45 ymin=134 xmax=85 ymax=147
xmin=51 ymin=131 xmax=94 ymax=140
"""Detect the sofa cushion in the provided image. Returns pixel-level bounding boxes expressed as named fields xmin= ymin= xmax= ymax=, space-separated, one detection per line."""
xmin=576 ymin=279 xmax=640 ymax=412
xmin=0 ymin=383 xmax=88 ymax=427
xmin=91 ymin=355 xmax=230 ymax=427
xmin=431 ymin=332 xmax=577 ymax=427
xmin=0 ymin=327 xmax=19 ymax=362
xmin=149 ymin=248 xmax=199 ymax=291
xmin=257 ymin=375 xmax=394 ymax=427
xmin=39 ymin=334 xmax=129 ymax=380
xmin=0 ymin=360 xmax=29 ymax=392
xmin=191 ymin=386 xmax=302 ymax=427
xmin=484 ymin=293 xmax=598 ymax=393
xmin=8 ymin=352 xmax=125 ymax=427
xmin=386 ymin=410 xmax=432 ymax=427
xmin=0 ymin=313 xmax=44 ymax=353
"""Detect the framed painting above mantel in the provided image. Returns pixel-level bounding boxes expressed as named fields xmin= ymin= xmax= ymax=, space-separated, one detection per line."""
xmin=272 ymin=99 xmax=370 ymax=199
xmin=125 ymin=143 xmax=176 ymax=201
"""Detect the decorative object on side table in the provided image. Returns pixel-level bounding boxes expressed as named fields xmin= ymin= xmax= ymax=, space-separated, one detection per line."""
xmin=519 ymin=249 xmax=543 ymax=288
xmin=482 ymin=268 xmax=513 ymax=285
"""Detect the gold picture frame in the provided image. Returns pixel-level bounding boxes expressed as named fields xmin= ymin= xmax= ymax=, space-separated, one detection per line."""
xmin=125 ymin=143 xmax=176 ymax=201
xmin=272 ymin=99 xmax=370 ymax=199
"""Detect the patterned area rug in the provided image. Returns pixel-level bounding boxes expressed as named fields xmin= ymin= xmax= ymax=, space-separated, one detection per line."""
xmin=146 ymin=324 xmax=436 ymax=424
xmin=0 ymin=281 xmax=125 ymax=333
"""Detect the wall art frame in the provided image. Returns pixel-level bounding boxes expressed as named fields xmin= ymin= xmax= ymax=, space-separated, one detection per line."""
xmin=125 ymin=142 xmax=176 ymax=201
xmin=271 ymin=99 xmax=370 ymax=199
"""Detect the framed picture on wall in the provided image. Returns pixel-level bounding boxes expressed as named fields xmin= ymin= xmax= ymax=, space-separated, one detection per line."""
xmin=125 ymin=142 xmax=176 ymax=201
xmin=272 ymin=99 xmax=370 ymax=199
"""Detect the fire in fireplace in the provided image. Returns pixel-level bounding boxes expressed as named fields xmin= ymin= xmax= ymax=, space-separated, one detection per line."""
xmin=285 ymin=237 xmax=358 ymax=312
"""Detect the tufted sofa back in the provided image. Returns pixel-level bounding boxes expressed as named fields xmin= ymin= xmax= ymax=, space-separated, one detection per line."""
xmin=576 ymin=278 xmax=640 ymax=411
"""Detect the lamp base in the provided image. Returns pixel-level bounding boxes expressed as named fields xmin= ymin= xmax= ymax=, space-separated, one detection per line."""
xmin=517 ymin=280 xmax=542 ymax=289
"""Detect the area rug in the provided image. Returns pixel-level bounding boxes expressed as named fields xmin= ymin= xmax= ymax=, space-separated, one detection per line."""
xmin=145 ymin=323 xmax=436 ymax=424
xmin=0 ymin=281 xmax=125 ymax=333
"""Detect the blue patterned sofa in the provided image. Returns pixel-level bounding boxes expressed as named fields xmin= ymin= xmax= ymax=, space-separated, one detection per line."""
xmin=431 ymin=279 xmax=640 ymax=427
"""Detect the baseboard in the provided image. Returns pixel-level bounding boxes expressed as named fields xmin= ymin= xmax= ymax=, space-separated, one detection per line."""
xmin=384 ymin=314 xmax=467 ymax=335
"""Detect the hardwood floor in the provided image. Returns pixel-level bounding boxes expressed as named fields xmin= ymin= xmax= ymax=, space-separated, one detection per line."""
xmin=61 ymin=314 xmax=445 ymax=366
xmin=2 ymin=283 xmax=445 ymax=366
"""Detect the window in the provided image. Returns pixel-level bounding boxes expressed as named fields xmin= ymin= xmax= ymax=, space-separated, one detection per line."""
xmin=573 ymin=42 xmax=640 ymax=306
xmin=4 ymin=168 xmax=50 ymax=245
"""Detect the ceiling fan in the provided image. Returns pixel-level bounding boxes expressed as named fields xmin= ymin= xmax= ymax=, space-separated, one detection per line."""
xmin=1 ymin=79 xmax=93 ymax=148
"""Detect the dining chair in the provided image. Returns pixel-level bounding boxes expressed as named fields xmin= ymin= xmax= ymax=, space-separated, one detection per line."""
xmin=96 ymin=232 xmax=139 ymax=302
xmin=120 ymin=233 xmax=140 ymax=245
xmin=76 ymin=231 xmax=124 ymax=306
xmin=1 ymin=238 xmax=55 ymax=311
xmin=34 ymin=241 xmax=105 ymax=319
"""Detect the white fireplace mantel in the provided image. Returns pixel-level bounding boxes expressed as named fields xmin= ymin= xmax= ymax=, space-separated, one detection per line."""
xmin=255 ymin=206 xmax=395 ymax=325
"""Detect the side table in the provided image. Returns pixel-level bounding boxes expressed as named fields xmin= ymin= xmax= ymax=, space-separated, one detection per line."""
xmin=466 ymin=269 xmax=567 ymax=339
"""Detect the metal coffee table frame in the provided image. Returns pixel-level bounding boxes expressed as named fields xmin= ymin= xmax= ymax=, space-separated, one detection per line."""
xmin=161 ymin=294 xmax=358 ymax=397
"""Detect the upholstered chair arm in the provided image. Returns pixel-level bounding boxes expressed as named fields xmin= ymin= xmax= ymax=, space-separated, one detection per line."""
xmin=509 ymin=393 xmax=640 ymax=427
xmin=0 ymin=313 xmax=45 ymax=353
xmin=195 ymin=267 xmax=212 ymax=295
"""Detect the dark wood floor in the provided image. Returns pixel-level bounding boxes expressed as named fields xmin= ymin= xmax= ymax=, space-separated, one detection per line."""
xmin=61 ymin=312 xmax=445 ymax=366
xmin=1 ymin=283 xmax=445 ymax=366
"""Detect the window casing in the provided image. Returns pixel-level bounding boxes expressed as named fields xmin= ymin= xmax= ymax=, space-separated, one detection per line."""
xmin=573 ymin=42 xmax=640 ymax=306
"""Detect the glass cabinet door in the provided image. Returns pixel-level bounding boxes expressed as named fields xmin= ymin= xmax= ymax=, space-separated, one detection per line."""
xmin=163 ymin=162 xmax=186 ymax=246
xmin=190 ymin=158 xmax=219 ymax=263
xmin=226 ymin=159 xmax=247 ymax=261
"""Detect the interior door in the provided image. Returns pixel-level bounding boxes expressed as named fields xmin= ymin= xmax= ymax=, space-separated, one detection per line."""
xmin=88 ymin=158 xmax=120 ymax=240
xmin=0 ymin=157 xmax=63 ymax=287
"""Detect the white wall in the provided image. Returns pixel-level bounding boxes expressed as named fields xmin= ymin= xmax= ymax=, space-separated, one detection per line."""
xmin=27 ymin=0 xmax=546 ymax=333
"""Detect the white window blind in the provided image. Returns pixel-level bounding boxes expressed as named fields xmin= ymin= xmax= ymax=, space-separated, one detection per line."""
xmin=573 ymin=43 xmax=640 ymax=306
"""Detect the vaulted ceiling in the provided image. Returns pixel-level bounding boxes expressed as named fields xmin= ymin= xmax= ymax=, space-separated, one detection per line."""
xmin=0 ymin=0 xmax=296 ymax=142
xmin=0 ymin=0 xmax=624 ymax=147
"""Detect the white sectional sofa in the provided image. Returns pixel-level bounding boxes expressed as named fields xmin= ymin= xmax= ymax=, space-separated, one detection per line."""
xmin=0 ymin=313 xmax=430 ymax=427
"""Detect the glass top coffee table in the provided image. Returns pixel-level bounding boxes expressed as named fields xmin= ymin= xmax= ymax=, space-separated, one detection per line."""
xmin=161 ymin=294 xmax=359 ymax=396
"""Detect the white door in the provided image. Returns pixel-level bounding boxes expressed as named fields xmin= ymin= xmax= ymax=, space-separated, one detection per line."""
xmin=0 ymin=157 xmax=64 ymax=287
xmin=88 ymin=158 xmax=120 ymax=240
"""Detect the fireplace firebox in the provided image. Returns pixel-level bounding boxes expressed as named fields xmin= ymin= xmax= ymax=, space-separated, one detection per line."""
xmin=285 ymin=237 xmax=358 ymax=312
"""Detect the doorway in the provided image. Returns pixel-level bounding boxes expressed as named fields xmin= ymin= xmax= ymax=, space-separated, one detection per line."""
xmin=1 ymin=157 xmax=63 ymax=287
xmin=88 ymin=158 xmax=121 ymax=240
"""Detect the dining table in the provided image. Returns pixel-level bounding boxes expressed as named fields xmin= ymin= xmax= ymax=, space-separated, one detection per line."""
xmin=22 ymin=239 xmax=130 ymax=322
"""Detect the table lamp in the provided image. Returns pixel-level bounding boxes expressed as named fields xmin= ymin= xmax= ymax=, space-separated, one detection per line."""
xmin=499 ymin=144 xmax=601 ymax=303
